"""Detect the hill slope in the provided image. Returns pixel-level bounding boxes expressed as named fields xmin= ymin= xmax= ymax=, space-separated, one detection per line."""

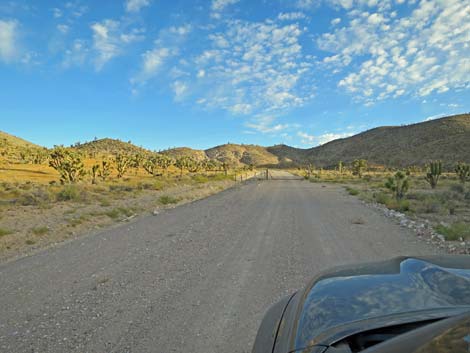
xmin=0 ymin=131 xmax=46 ymax=163
xmin=74 ymin=138 xmax=151 ymax=157
xmin=300 ymin=114 xmax=470 ymax=168
xmin=205 ymin=144 xmax=279 ymax=167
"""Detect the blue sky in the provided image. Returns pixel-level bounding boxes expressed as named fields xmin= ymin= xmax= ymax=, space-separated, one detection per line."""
xmin=0 ymin=0 xmax=469 ymax=150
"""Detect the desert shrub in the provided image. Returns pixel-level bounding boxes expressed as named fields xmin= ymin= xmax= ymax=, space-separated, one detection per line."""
xmin=17 ymin=188 xmax=52 ymax=206
xmin=386 ymin=198 xmax=411 ymax=212
xmin=56 ymin=185 xmax=83 ymax=202
xmin=0 ymin=228 xmax=12 ymax=237
xmin=109 ymin=184 xmax=134 ymax=192
xmin=158 ymin=195 xmax=179 ymax=205
xmin=137 ymin=182 xmax=154 ymax=190
xmin=374 ymin=192 xmax=391 ymax=205
xmin=434 ymin=223 xmax=470 ymax=241
xmin=193 ymin=175 xmax=209 ymax=183
xmin=25 ymin=239 xmax=35 ymax=245
xmin=465 ymin=191 xmax=470 ymax=200
xmin=419 ymin=196 xmax=443 ymax=214
xmin=105 ymin=209 xmax=121 ymax=219
xmin=210 ymin=173 xmax=230 ymax=181
xmin=450 ymin=184 xmax=465 ymax=193
xmin=31 ymin=226 xmax=49 ymax=235
xmin=104 ymin=207 xmax=134 ymax=219
xmin=346 ymin=187 xmax=359 ymax=196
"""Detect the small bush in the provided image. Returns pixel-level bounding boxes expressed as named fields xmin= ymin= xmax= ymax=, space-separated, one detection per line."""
xmin=0 ymin=228 xmax=13 ymax=237
xmin=31 ymin=226 xmax=49 ymax=236
xmin=158 ymin=195 xmax=179 ymax=205
xmin=25 ymin=239 xmax=35 ymax=245
xmin=435 ymin=223 xmax=470 ymax=241
xmin=105 ymin=209 xmax=121 ymax=219
xmin=109 ymin=184 xmax=134 ymax=192
xmin=450 ymin=184 xmax=465 ymax=193
xmin=17 ymin=188 xmax=52 ymax=206
xmin=56 ymin=185 xmax=82 ymax=202
xmin=193 ymin=175 xmax=209 ymax=183
xmin=386 ymin=199 xmax=411 ymax=212
xmin=374 ymin=192 xmax=391 ymax=205
xmin=346 ymin=187 xmax=359 ymax=196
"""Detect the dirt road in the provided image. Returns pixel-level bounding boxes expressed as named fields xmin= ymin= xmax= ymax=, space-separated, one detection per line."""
xmin=0 ymin=176 xmax=439 ymax=353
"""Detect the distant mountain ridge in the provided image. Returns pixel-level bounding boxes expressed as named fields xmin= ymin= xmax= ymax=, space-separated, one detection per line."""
xmin=1 ymin=113 xmax=469 ymax=168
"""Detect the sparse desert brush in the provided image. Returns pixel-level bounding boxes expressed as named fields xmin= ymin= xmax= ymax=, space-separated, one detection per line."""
xmin=193 ymin=175 xmax=209 ymax=183
xmin=345 ymin=187 xmax=359 ymax=196
xmin=0 ymin=228 xmax=13 ymax=237
xmin=158 ymin=195 xmax=179 ymax=205
xmin=31 ymin=226 xmax=49 ymax=235
xmin=435 ymin=223 xmax=470 ymax=241
xmin=56 ymin=185 xmax=85 ymax=202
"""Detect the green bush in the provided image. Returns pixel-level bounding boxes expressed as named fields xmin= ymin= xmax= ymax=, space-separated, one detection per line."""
xmin=56 ymin=185 xmax=82 ymax=202
xmin=109 ymin=184 xmax=134 ymax=192
xmin=0 ymin=228 xmax=13 ymax=237
xmin=31 ymin=226 xmax=49 ymax=236
xmin=158 ymin=195 xmax=179 ymax=205
xmin=435 ymin=223 xmax=470 ymax=241
xmin=17 ymin=189 xmax=52 ymax=206
xmin=374 ymin=192 xmax=390 ymax=205
xmin=346 ymin=187 xmax=359 ymax=196
xmin=193 ymin=175 xmax=209 ymax=183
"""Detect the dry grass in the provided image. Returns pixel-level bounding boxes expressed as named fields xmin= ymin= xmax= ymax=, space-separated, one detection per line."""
xmin=0 ymin=162 xmax=237 ymax=261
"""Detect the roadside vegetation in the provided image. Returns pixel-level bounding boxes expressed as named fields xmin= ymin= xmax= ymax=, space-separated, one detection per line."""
xmin=295 ymin=160 xmax=470 ymax=242
xmin=0 ymin=140 xmax=258 ymax=260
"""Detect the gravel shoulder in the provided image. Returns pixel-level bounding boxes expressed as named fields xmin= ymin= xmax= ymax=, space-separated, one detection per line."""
xmin=0 ymin=176 xmax=440 ymax=353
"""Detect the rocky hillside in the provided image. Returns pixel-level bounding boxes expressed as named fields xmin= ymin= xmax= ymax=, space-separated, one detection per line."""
xmin=74 ymin=138 xmax=151 ymax=157
xmin=2 ymin=113 xmax=469 ymax=168
xmin=301 ymin=113 xmax=470 ymax=168
xmin=205 ymin=144 xmax=279 ymax=167
xmin=162 ymin=147 xmax=208 ymax=161
xmin=0 ymin=131 xmax=46 ymax=163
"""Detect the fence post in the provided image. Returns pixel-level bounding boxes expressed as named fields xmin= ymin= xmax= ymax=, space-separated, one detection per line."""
xmin=266 ymin=168 xmax=269 ymax=180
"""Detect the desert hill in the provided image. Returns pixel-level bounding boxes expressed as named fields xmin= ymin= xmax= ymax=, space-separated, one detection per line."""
xmin=1 ymin=113 xmax=469 ymax=168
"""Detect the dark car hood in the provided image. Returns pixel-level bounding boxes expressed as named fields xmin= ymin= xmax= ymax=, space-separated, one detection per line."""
xmin=293 ymin=257 xmax=470 ymax=351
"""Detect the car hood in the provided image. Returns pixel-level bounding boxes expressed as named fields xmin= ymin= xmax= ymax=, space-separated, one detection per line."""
xmin=292 ymin=256 xmax=470 ymax=351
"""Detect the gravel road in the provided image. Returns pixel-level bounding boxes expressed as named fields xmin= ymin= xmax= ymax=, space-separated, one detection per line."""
xmin=0 ymin=174 xmax=439 ymax=353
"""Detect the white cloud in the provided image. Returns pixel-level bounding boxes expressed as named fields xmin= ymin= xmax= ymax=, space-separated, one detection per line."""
xmin=0 ymin=19 xmax=18 ymax=62
xmin=211 ymin=0 xmax=240 ymax=11
xmin=57 ymin=24 xmax=69 ymax=34
xmin=331 ymin=17 xmax=341 ymax=25
xmin=245 ymin=116 xmax=290 ymax=134
xmin=132 ymin=25 xmax=191 ymax=88
xmin=91 ymin=20 xmax=144 ymax=70
xmin=298 ymin=131 xmax=315 ymax=145
xmin=191 ymin=20 xmax=315 ymax=115
xmin=52 ymin=8 xmax=63 ymax=18
xmin=172 ymin=81 xmax=188 ymax=100
xmin=317 ymin=132 xmax=353 ymax=145
xmin=63 ymin=39 xmax=89 ymax=68
xmin=278 ymin=12 xmax=307 ymax=21
xmin=318 ymin=0 xmax=470 ymax=104
xmin=125 ymin=0 xmax=151 ymax=13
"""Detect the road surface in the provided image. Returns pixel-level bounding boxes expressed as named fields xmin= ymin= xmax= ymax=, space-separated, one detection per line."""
xmin=0 ymin=174 xmax=439 ymax=353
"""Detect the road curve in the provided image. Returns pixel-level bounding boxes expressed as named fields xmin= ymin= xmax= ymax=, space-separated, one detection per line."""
xmin=0 ymin=177 xmax=439 ymax=353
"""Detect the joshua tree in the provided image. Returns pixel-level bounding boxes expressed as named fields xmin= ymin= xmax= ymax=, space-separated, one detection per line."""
xmin=157 ymin=154 xmax=174 ymax=176
xmin=98 ymin=160 xmax=112 ymax=181
xmin=114 ymin=153 xmax=132 ymax=178
xmin=425 ymin=160 xmax=442 ymax=189
xmin=455 ymin=162 xmax=470 ymax=184
xmin=131 ymin=153 xmax=144 ymax=175
xmin=175 ymin=156 xmax=195 ymax=177
xmin=90 ymin=164 xmax=99 ymax=184
xmin=304 ymin=163 xmax=314 ymax=178
xmin=338 ymin=161 xmax=343 ymax=174
xmin=385 ymin=171 xmax=410 ymax=200
xmin=351 ymin=159 xmax=367 ymax=178
xmin=49 ymin=146 xmax=86 ymax=184
xmin=143 ymin=155 xmax=161 ymax=177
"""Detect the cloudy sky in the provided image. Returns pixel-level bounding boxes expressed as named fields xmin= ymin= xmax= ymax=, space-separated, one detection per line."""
xmin=1 ymin=0 xmax=469 ymax=150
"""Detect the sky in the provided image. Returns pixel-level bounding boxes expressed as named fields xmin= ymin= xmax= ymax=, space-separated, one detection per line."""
xmin=0 ymin=0 xmax=469 ymax=150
